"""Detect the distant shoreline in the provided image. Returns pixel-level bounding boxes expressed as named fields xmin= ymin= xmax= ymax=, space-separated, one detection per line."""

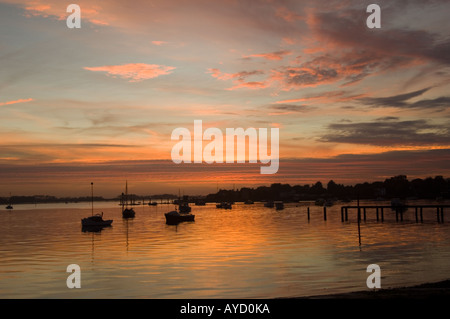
xmin=298 ymin=279 xmax=450 ymax=299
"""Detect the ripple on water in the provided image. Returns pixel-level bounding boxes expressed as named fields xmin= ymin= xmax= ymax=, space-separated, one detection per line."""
xmin=0 ymin=201 xmax=449 ymax=298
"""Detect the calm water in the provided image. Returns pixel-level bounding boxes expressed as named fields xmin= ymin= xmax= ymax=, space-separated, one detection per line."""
xmin=0 ymin=200 xmax=449 ymax=298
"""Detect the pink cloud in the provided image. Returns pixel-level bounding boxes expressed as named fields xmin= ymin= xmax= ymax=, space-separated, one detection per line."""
xmin=227 ymin=81 xmax=269 ymax=91
xmin=208 ymin=68 xmax=268 ymax=90
xmin=275 ymin=7 xmax=303 ymax=22
xmin=8 ymin=0 xmax=109 ymax=26
xmin=151 ymin=41 xmax=168 ymax=46
xmin=84 ymin=63 xmax=175 ymax=82
xmin=0 ymin=98 xmax=33 ymax=106
xmin=244 ymin=50 xmax=292 ymax=61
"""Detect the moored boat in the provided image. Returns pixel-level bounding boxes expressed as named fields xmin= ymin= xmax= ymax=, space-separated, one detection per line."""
xmin=122 ymin=208 xmax=136 ymax=218
xmin=82 ymin=213 xmax=113 ymax=227
xmin=164 ymin=210 xmax=195 ymax=225
xmin=275 ymin=201 xmax=284 ymax=210
xmin=216 ymin=202 xmax=232 ymax=209
xmin=178 ymin=202 xmax=191 ymax=213
xmin=81 ymin=182 xmax=113 ymax=227
xmin=194 ymin=199 xmax=206 ymax=206
xmin=391 ymin=198 xmax=408 ymax=212
xmin=264 ymin=201 xmax=274 ymax=208
xmin=121 ymin=181 xmax=136 ymax=218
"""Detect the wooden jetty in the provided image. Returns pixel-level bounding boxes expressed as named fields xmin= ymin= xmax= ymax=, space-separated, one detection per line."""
xmin=339 ymin=205 xmax=450 ymax=223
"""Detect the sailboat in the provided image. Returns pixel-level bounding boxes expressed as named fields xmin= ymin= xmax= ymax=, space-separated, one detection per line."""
xmin=165 ymin=193 xmax=194 ymax=225
xmin=5 ymin=192 xmax=13 ymax=210
xmin=81 ymin=182 xmax=113 ymax=227
xmin=122 ymin=181 xmax=136 ymax=218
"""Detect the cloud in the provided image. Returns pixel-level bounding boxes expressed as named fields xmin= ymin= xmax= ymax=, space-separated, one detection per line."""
xmin=271 ymin=51 xmax=415 ymax=90
xmin=361 ymin=88 xmax=450 ymax=110
xmin=0 ymin=98 xmax=33 ymax=106
xmin=266 ymin=104 xmax=314 ymax=115
xmin=244 ymin=50 xmax=293 ymax=61
xmin=320 ymin=119 xmax=450 ymax=146
xmin=151 ymin=41 xmax=168 ymax=46
xmin=7 ymin=0 xmax=109 ymax=25
xmin=1 ymin=150 xmax=449 ymax=195
xmin=309 ymin=9 xmax=450 ymax=66
xmin=84 ymin=63 xmax=175 ymax=82
xmin=207 ymin=68 xmax=267 ymax=90
xmin=276 ymin=91 xmax=368 ymax=104
xmin=275 ymin=6 xmax=303 ymax=22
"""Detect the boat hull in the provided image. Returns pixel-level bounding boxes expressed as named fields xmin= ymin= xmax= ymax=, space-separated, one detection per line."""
xmin=165 ymin=211 xmax=195 ymax=225
xmin=122 ymin=208 xmax=136 ymax=218
xmin=81 ymin=219 xmax=113 ymax=227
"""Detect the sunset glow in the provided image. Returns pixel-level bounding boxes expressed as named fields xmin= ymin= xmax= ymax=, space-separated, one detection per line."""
xmin=1 ymin=0 xmax=449 ymax=196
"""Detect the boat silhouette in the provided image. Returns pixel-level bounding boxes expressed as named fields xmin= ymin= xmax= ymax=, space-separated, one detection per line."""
xmin=81 ymin=183 xmax=113 ymax=227
xmin=164 ymin=210 xmax=195 ymax=225
xmin=121 ymin=181 xmax=136 ymax=218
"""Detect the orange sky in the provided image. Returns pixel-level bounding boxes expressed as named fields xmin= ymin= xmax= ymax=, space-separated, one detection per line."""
xmin=0 ymin=0 xmax=449 ymax=196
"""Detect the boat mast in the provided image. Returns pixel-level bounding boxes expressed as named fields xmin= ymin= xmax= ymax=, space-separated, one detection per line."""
xmin=126 ymin=180 xmax=129 ymax=209
xmin=91 ymin=182 xmax=94 ymax=216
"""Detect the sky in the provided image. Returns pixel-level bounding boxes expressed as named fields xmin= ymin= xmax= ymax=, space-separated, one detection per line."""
xmin=0 ymin=0 xmax=449 ymax=197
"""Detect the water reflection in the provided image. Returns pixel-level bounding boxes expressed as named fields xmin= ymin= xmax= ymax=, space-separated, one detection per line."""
xmin=82 ymin=225 xmax=110 ymax=233
xmin=0 ymin=201 xmax=449 ymax=298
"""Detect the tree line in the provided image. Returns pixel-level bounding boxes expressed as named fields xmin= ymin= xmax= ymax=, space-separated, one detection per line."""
xmin=205 ymin=175 xmax=450 ymax=203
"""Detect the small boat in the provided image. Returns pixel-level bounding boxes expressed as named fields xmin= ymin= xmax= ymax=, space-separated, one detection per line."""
xmin=264 ymin=201 xmax=274 ymax=208
xmin=81 ymin=183 xmax=113 ymax=227
xmin=216 ymin=202 xmax=232 ymax=209
xmin=165 ymin=210 xmax=195 ymax=225
xmin=5 ymin=192 xmax=13 ymax=210
xmin=82 ymin=213 xmax=113 ymax=227
xmin=148 ymin=201 xmax=158 ymax=206
xmin=244 ymin=200 xmax=254 ymax=205
xmin=275 ymin=201 xmax=284 ymax=210
xmin=178 ymin=202 xmax=191 ymax=214
xmin=122 ymin=208 xmax=136 ymax=218
xmin=194 ymin=199 xmax=206 ymax=206
xmin=391 ymin=198 xmax=407 ymax=212
xmin=121 ymin=181 xmax=136 ymax=218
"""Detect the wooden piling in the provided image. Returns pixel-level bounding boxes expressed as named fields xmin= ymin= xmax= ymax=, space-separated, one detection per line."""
xmin=340 ymin=204 xmax=447 ymax=224
xmin=415 ymin=207 xmax=418 ymax=223
xmin=323 ymin=206 xmax=327 ymax=221
xmin=307 ymin=207 xmax=310 ymax=221
xmin=357 ymin=208 xmax=361 ymax=246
